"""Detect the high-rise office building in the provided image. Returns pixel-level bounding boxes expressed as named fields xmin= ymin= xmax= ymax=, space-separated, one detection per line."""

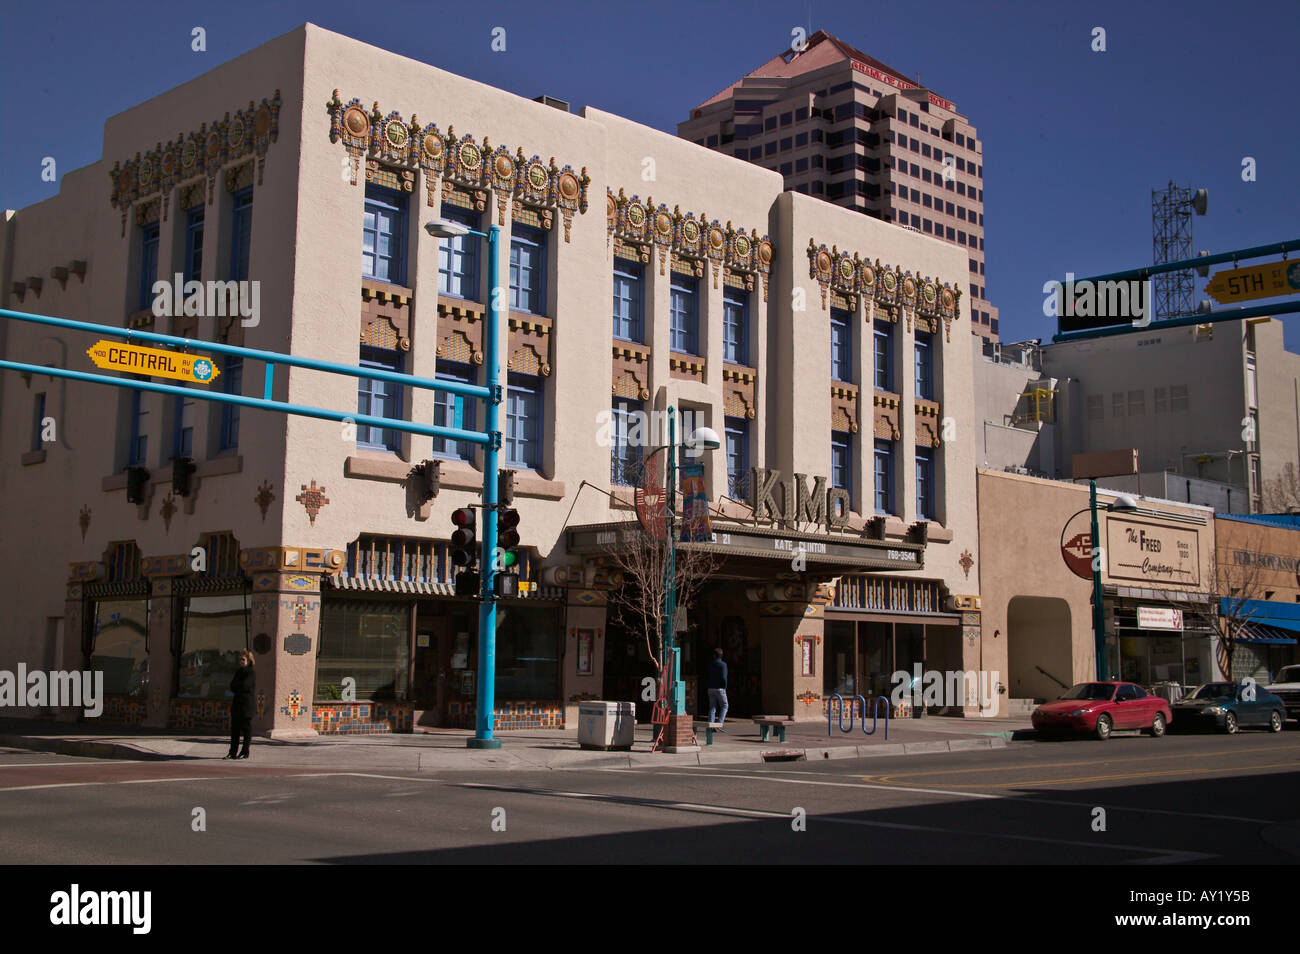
xmin=679 ymin=30 xmax=999 ymax=342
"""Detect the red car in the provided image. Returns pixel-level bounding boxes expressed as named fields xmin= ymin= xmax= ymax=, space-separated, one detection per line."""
xmin=1032 ymin=681 xmax=1172 ymax=740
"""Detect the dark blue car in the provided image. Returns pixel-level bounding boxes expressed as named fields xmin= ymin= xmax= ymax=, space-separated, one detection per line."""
xmin=1170 ymin=682 xmax=1287 ymax=734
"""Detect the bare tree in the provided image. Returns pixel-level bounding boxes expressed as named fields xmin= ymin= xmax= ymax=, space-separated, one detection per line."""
xmin=599 ymin=457 xmax=722 ymax=678
xmin=1261 ymin=462 xmax=1300 ymax=513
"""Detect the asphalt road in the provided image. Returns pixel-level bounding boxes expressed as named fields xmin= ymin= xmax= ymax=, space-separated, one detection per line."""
xmin=2 ymin=731 xmax=1297 ymax=864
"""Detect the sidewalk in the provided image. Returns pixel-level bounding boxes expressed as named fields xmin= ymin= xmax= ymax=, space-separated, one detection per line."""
xmin=0 ymin=714 xmax=1034 ymax=772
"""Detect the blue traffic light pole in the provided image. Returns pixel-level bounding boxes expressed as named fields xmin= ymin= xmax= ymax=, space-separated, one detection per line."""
xmin=469 ymin=224 xmax=503 ymax=749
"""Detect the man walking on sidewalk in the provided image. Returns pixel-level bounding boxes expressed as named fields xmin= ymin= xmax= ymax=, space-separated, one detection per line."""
xmin=707 ymin=647 xmax=729 ymax=730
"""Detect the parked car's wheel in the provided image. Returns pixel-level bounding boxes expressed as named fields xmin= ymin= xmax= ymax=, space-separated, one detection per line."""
xmin=1224 ymin=712 xmax=1239 ymax=734
xmin=1095 ymin=714 xmax=1112 ymax=740
xmin=1269 ymin=710 xmax=1283 ymax=733
xmin=1146 ymin=712 xmax=1166 ymax=737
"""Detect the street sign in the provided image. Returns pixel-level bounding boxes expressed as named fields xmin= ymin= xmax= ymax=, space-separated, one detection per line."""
xmin=86 ymin=340 xmax=220 ymax=384
xmin=1061 ymin=530 xmax=1093 ymax=581
xmin=1204 ymin=260 xmax=1300 ymax=305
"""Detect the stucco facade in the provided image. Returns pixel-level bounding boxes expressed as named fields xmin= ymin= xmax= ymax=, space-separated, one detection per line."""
xmin=0 ymin=23 xmax=980 ymax=738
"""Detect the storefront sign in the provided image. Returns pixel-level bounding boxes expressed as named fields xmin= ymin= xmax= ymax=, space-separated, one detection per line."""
xmin=1138 ymin=606 xmax=1184 ymax=631
xmin=1106 ymin=518 xmax=1201 ymax=586
xmin=750 ymin=467 xmax=851 ymax=531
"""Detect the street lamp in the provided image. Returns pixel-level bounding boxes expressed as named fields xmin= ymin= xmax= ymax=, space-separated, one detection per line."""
xmin=642 ymin=410 xmax=720 ymax=724
xmin=1062 ymin=484 xmax=1140 ymax=681
xmin=426 ymin=217 xmax=503 ymax=750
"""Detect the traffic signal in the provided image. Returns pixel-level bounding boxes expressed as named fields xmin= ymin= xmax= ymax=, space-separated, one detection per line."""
xmin=450 ymin=507 xmax=477 ymax=569
xmin=494 ymin=507 xmax=521 ymax=597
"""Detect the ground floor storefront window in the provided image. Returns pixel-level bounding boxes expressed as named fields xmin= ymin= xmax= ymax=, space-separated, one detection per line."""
xmin=90 ymin=599 xmax=150 ymax=697
xmin=317 ymin=600 xmax=411 ymax=701
xmin=494 ymin=605 xmax=560 ymax=700
xmin=177 ymin=594 xmax=248 ymax=699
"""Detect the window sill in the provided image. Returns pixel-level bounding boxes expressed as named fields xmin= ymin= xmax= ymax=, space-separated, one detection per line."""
xmin=345 ymin=455 xmax=416 ymax=483
xmin=21 ymin=449 xmax=46 ymax=466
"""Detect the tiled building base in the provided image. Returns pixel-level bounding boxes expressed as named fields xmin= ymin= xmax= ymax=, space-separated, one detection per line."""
xmin=312 ymin=701 xmax=413 ymax=734
xmin=169 ymin=698 xmax=232 ymax=731
xmin=100 ymin=695 xmax=147 ymax=726
xmin=445 ymin=700 xmax=564 ymax=730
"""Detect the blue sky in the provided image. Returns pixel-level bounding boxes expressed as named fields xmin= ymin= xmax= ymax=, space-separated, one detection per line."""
xmin=2 ymin=0 xmax=1296 ymax=349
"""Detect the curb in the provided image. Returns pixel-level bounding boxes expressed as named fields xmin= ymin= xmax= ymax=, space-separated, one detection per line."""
xmin=2 ymin=732 xmax=1013 ymax=770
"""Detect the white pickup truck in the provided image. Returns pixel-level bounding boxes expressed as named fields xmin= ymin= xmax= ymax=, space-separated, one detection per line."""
xmin=1265 ymin=664 xmax=1300 ymax=724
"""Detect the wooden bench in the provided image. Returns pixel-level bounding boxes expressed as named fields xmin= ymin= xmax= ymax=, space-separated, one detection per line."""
xmin=753 ymin=715 xmax=795 ymax=742
xmin=697 ymin=722 xmax=726 ymax=745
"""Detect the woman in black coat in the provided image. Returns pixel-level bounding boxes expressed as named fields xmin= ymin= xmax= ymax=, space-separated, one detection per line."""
xmin=225 ymin=649 xmax=256 ymax=760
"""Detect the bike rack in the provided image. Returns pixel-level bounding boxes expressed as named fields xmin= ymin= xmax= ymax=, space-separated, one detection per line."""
xmin=826 ymin=694 xmax=889 ymax=739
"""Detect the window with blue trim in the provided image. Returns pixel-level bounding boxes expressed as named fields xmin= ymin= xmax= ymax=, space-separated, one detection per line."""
xmin=229 ymin=188 xmax=253 ymax=282
xmin=832 ymin=431 xmax=853 ymax=511
xmin=139 ymin=223 xmax=160 ymax=312
xmin=183 ymin=206 xmax=204 ymax=284
xmin=510 ymin=225 xmax=546 ymax=315
xmin=362 ymin=185 xmax=407 ymax=285
xmin=172 ymin=390 xmax=195 ymax=459
xmin=874 ymin=439 xmax=894 ymax=514
xmin=356 ymin=347 xmax=403 ymax=452
xmin=612 ymin=258 xmax=643 ymax=342
xmin=670 ymin=276 xmax=699 ymax=355
xmin=723 ymin=288 xmax=748 ymax=364
xmin=610 ymin=399 xmax=642 ymax=486
xmin=830 ymin=308 xmax=852 ymax=382
xmin=506 ymin=373 xmax=542 ymax=469
xmin=31 ymin=392 xmax=46 ymax=452
xmin=916 ymin=448 xmax=934 ymax=520
xmin=915 ymin=330 xmax=934 ymax=400
xmin=128 ymin=391 xmax=149 ymax=466
xmin=438 ymin=204 xmax=479 ymax=299
xmin=432 ymin=362 xmax=476 ymax=462
xmin=726 ymin=417 xmax=749 ymax=500
xmin=219 ymin=360 xmax=242 ymax=452
xmin=874 ymin=320 xmax=893 ymax=391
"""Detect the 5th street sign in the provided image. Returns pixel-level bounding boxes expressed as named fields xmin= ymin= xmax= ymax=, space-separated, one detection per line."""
xmin=86 ymin=340 xmax=220 ymax=384
xmin=1205 ymin=260 xmax=1300 ymax=305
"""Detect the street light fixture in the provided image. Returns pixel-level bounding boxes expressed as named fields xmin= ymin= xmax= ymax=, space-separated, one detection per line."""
xmin=426 ymin=216 xmax=504 ymax=750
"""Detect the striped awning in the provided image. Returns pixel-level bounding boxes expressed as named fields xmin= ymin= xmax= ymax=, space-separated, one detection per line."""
xmin=1235 ymin=622 xmax=1298 ymax=646
xmin=326 ymin=576 xmax=563 ymax=600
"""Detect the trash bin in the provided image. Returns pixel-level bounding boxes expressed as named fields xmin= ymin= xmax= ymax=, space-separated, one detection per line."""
xmin=578 ymin=701 xmax=635 ymax=751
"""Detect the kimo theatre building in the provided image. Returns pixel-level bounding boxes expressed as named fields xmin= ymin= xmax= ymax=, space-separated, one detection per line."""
xmin=564 ymin=478 xmax=946 ymax=723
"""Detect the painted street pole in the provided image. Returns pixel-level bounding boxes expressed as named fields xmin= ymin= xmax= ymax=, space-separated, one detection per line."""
xmin=1090 ymin=480 xmax=1107 ymax=681
xmin=664 ymin=406 xmax=684 ymax=715
xmin=470 ymin=223 xmax=503 ymax=750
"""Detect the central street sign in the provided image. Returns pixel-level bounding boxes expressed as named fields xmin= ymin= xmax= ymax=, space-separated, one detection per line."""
xmin=1204 ymin=260 xmax=1300 ymax=305
xmin=86 ymin=340 xmax=220 ymax=384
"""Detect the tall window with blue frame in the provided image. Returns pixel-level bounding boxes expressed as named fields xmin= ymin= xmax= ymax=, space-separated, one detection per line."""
xmin=670 ymin=275 xmax=699 ymax=355
xmin=506 ymin=373 xmax=542 ymax=470
xmin=357 ymin=346 xmax=403 ymax=452
xmin=183 ymin=205 xmax=204 ymax=284
xmin=612 ymin=258 xmax=643 ymax=342
xmin=437 ymin=204 xmax=479 ymax=300
xmin=916 ymin=448 xmax=935 ymax=520
xmin=874 ymin=439 xmax=894 ymax=514
xmin=610 ymin=399 xmax=642 ymax=485
xmin=726 ymin=417 xmax=750 ymax=500
xmin=830 ymin=307 xmax=852 ymax=382
xmin=915 ymin=329 xmax=934 ymax=400
xmin=362 ymin=185 xmax=408 ymax=285
xmin=873 ymin=320 xmax=893 ymax=392
xmin=510 ymin=225 xmax=546 ymax=315
xmin=219 ymin=188 xmax=253 ymax=452
xmin=128 ymin=391 xmax=149 ymax=467
xmin=831 ymin=431 xmax=853 ymax=511
xmin=432 ymin=362 xmax=476 ymax=462
xmin=172 ymin=390 xmax=195 ymax=460
xmin=139 ymin=222 xmax=160 ymax=312
xmin=723 ymin=287 xmax=748 ymax=365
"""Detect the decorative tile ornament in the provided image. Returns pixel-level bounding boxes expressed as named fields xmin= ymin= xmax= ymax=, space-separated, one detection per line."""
xmin=79 ymin=506 xmax=91 ymax=541
xmin=295 ymin=480 xmax=329 ymax=527
xmin=109 ymin=90 xmax=280 ymax=235
xmin=255 ymin=480 xmax=275 ymax=522
xmin=281 ymin=689 xmax=306 ymax=720
xmin=160 ymin=493 xmax=177 ymax=532
xmin=256 ymin=691 xmax=266 ymax=718
xmin=806 ymin=239 xmax=963 ymax=337
xmin=959 ymin=549 xmax=974 ymax=579
xmin=326 ymin=92 xmax=590 ymax=240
